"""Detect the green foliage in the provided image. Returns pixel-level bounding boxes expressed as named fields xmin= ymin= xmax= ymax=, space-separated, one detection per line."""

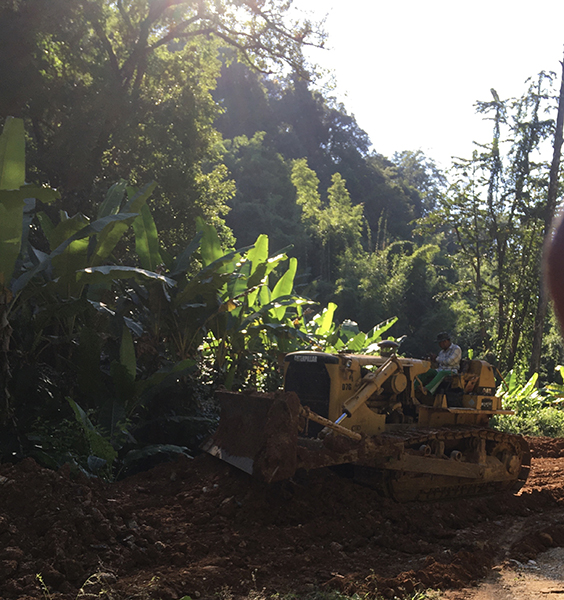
xmin=67 ymin=398 xmax=118 ymax=476
xmin=292 ymin=158 xmax=364 ymax=281
xmin=220 ymin=132 xmax=305 ymax=253
xmin=0 ymin=114 xmax=24 ymax=188
xmin=391 ymin=150 xmax=447 ymax=214
xmin=26 ymin=411 xmax=89 ymax=473
xmin=5 ymin=123 xmax=394 ymax=477
xmin=545 ymin=365 xmax=564 ymax=400
xmin=304 ymin=304 xmax=398 ymax=354
xmin=0 ymin=1 xmax=325 ymax=246
xmin=214 ymin=61 xmax=434 ymax=256
xmin=0 ymin=117 xmax=60 ymax=424
xmin=332 ymin=240 xmax=458 ymax=356
xmin=494 ymin=407 xmax=564 ymax=438
xmin=417 ymin=74 xmax=563 ymax=373
xmin=4 ymin=13 xmax=564 ymax=486
xmin=493 ymin=366 xmax=564 ymax=437
xmin=199 ymin=231 xmax=317 ymax=391
xmin=0 ymin=120 xmax=216 ymax=474
xmin=0 ymin=118 xmax=59 ymax=288
xmin=497 ymin=370 xmax=542 ymax=413
xmin=292 ymin=158 xmax=324 ymax=232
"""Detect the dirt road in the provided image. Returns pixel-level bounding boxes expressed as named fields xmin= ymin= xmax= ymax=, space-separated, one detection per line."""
xmin=442 ymin=547 xmax=564 ymax=600
xmin=1 ymin=436 xmax=564 ymax=600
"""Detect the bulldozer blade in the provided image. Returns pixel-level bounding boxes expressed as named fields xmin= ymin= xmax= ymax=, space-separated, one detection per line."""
xmin=202 ymin=390 xmax=302 ymax=482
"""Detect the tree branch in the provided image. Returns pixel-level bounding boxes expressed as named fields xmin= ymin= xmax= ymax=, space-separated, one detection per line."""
xmin=81 ymin=1 xmax=121 ymax=78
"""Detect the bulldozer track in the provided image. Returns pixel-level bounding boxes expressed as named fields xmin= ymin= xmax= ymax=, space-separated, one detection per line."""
xmin=354 ymin=427 xmax=530 ymax=502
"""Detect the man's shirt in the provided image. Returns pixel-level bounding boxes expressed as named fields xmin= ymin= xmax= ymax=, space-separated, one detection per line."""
xmin=436 ymin=343 xmax=462 ymax=372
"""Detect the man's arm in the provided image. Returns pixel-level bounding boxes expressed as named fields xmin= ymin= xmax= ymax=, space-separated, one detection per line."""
xmin=438 ymin=345 xmax=462 ymax=370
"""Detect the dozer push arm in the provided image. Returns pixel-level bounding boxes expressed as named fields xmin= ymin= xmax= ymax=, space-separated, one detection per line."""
xmin=336 ymin=356 xmax=400 ymax=424
xmin=300 ymin=406 xmax=362 ymax=440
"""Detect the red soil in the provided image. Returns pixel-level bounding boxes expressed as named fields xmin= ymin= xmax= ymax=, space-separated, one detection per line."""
xmin=1 ymin=436 xmax=564 ymax=600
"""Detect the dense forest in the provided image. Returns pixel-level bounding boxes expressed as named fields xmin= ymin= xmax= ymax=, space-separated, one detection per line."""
xmin=1 ymin=0 xmax=563 ymax=476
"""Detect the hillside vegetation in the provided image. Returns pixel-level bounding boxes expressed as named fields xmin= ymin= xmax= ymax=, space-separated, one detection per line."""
xmin=0 ymin=0 xmax=563 ymax=476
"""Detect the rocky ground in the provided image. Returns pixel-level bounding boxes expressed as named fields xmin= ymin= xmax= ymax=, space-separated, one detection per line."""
xmin=1 ymin=436 xmax=564 ymax=600
xmin=441 ymin=547 xmax=564 ymax=600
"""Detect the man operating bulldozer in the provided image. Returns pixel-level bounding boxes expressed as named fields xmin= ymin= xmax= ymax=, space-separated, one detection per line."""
xmin=418 ymin=331 xmax=462 ymax=395
xmin=433 ymin=331 xmax=462 ymax=371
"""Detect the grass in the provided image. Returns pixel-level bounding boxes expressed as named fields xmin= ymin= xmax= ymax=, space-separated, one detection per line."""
xmin=205 ymin=587 xmax=445 ymax=600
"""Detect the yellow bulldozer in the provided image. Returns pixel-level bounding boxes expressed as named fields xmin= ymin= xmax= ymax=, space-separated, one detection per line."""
xmin=203 ymin=347 xmax=530 ymax=501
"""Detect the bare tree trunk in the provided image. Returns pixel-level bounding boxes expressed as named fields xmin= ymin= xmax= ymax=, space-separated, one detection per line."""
xmin=529 ymin=54 xmax=564 ymax=377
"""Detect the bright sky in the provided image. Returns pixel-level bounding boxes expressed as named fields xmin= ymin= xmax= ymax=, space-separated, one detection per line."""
xmin=296 ymin=0 xmax=564 ymax=169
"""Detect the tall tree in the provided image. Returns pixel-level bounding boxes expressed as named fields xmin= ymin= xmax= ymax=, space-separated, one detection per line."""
xmin=221 ymin=132 xmax=305 ymax=253
xmin=530 ymin=55 xmax=564 ymax=375
xmin=213 ymin=60 xmax=433 ymax=246
xmin=421 ymin=75 xmax=560 ymax=372
xmin=291 ymin=158 xmax=363 ymax=281
xmin=391 ymin=150 xmax=447 ymax=214
xmin=0 ymin=0 xmax=324 ymax=240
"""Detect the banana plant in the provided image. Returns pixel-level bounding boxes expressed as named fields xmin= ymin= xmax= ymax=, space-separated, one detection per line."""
xmin=74 ymin=213 xmax=249 ymax=390
xmin=496 ymin=369 xmax=543 ymax=412
xmin=198 ymin=225 xmax=319 ymax=390
xmin=196 ymin=224 xmax=399 ymax=389
xmin=0 ymin=117 xmax=59 ymax=421
xmin=0 ymin=118 xmax=175 ymax=466
xmin=544 ymin=366 xmax=564 ymax=403
xmin=297 ymin=301 xmax=398 ymax=354
xmin=30 ymin=180 xmax=156 ymax=298
xmin=8 ymin=181 xmax=160 ymax=395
